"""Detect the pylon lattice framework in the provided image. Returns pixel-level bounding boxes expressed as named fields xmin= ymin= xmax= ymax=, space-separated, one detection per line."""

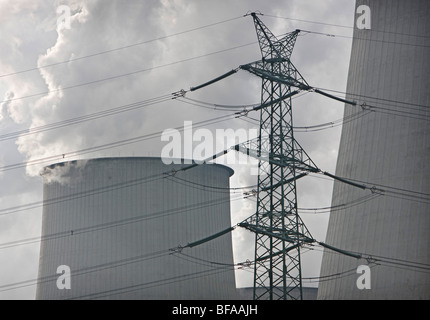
xmin=242 ymin=13 xmax=317 ymax=300
xmin=184 ymin=13 xmax=356 ymax=300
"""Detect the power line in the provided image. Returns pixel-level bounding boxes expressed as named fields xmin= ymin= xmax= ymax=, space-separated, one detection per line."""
xmin=328 ymin=173 xmax=430 ymax=201
xmin=0 ymin=113 xmax=235 ymax=174
xmin=0 ymin=194 xmax=244 ymax=250
xmin=300 ymin=29 xmax=430 ymax=49
xmin=166 ymin=175 xmax=257 ymax=194
xmin=3 ymin=123 xmax=428 ymax=220
xmin=172 ymin=251 xmax=252 ymax=269
xmin=0 ymin=193 xmax=252 ymax=292
xmin=5 ymin=11 xmax=428 ymax=83
xmin=0 ymin=248 xmax=171 ymax=293
xmin=293 ymin=110 xmax=372 ymax=132
xmin=318 ymin=173 xmax=430 ymax=205
xmin=1 ymin=84 xmax=261 ymax=144
xmin=1 ymin=108 xmax=427 ymax=217
xmin=3 ymin=196 xmax=428 ymax=295
xmin=177 ymin=96 xmax=261 ymax=111
xmin=0 ymin=171 xmax=163 ymax=216
xmin=69 ymin=267 xmax=234 ymax=300
xmin=0 ymin=87 xmax=294 ymax=146
xmin=364 ymin=104 xmax=430 ymax=122
xmin=0 ymin=195 xmax=246 ymax=292
xmin=1 ymin=48 xmax=426 ymax=150
xmin=308 ymin=87 xmax=430 ymax=122
xmin=243 ymin=235 xmax=430 ymax=277
xmin=177 ymin=91 xmax=310 ymax=111
xmin=266 ymin=13 xmax=430 ymax=40
xmin=2 ymin=248 xmax=238 ymax=297
xmin=72 ymin=248 xmax=430 ymax=300
xmin=298 ymin=193 xmax=381 ymax=215
xmin=2 ymin=176 xmax=374 ymax=290
xmin=264 ymin=13 xmax=354 ymax=30
xmin=0 ymin=154 xmax=256 ymax=218
xmin=234 ymin=82 xmax=430 ymax=124
xmin=241 ymin=185 xmax=381 ymax=215
xmin=0 ymin=16 xmax=244 ymax=78
xmin=178 ymin=93 xmax=375 ymax=133
xmin=0 ymin=94 xmax=173 ymax=142
xmin=319 ymin=87 xmax=430 ymax=111
xmin=1 ymin=210 xmax=250 ymax=296
xmin=0 ymin=42 xmax=257 ymax=105
xmin=311 ymin=245 xmax=430 ymax=274
xmin=302 ymin=263 xmax=380 ymax=285
xmin=4 ymin=170 xmax=381 ymax=252
xmin=180 ymin=62 xmax=430 ymax=125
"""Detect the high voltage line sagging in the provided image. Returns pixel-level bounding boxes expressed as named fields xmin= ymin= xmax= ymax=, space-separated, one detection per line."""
xmin=0 ymin=102 xmax=429 ymax=218
xmin=4 ymin=98 xmax=419 ymax=176
xmin=0 ymin=20 xmax=427 ymax=220
xmin=299 ymin=28 xmax=430 ymax=49
xmin=0 ymin=91 xmax=331 ymax=143
xmin=0 ymin=185 xmax=382 ymax=251
xmin=0 ymin=13 xmax=426 ymax=153
xmin=0 ymin=161 xmax=428 ymax=220
xmin=0 ymin=16 xmax=245 ymax=79
xmin=0 ymin=94 xmax=173 ymax=142
xmin=177 ymin=87 xmax=430 ymax=122
xmin=0 ymin=194 xmax=245 ymax=250
xmin=1 ymin=84 xmax=427 ymax=149
xmin=2 ymin=204 xmax=430 ymax=295
xmin=0 ymin=42 xmax=258 ymax=105
xmin=0 ymin=154 xmax=429 ymax=251
xmin=3 ymin=12 xmax=429 ymax=105
xmin=265 ymin=13 xmax=430 ymax=40
xmin=0 ymin=113 xmax=236 ymax=173
xmin=3 ymin=12 xmax=428 ymax=80
xmin=3 ymin=226 xmax=430 ymax=295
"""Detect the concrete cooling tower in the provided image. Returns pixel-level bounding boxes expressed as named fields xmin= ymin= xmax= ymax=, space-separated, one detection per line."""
xmin=36 ymin=157 xmax=237 ymax=300
xmin=318 ymin=0 xmax=430 ymax=299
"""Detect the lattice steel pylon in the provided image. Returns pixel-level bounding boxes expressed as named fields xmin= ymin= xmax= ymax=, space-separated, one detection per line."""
xmin=239 ymin=12 xmax=318 ymax=300
xmin=185 ymin=12 xmax=357 ymax=300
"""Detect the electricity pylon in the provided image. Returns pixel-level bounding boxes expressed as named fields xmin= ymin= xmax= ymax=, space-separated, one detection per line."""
xmin=234 ymin=12 xmax=316 ymax=300
xmin=186 ymin=12 xmax=357 ymax=300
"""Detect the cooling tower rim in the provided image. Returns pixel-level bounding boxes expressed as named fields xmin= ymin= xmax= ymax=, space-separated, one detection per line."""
xmin=40 ymin=156 xmax=235 ymax=177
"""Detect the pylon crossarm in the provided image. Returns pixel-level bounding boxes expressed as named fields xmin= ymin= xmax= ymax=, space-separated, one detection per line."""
xmin=251 ymin=90 xmax=301 ymax=111
xmin=260 ymin=173 xmax=308 ymax=192
xmin=233 ymin=144 xmax=284 ymax=167
xmin=255 ymin=244 xmax=302 ymax=263
xmin=238 ymin=221 xmax=314 ymax=244
xmin=232 ymin=137 xmax=320 ymax=173
xmin=240 ymin=63 xmax=311 ymax=90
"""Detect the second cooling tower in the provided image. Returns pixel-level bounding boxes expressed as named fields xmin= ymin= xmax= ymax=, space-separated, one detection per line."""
xmin=36 ymin=157 xmax=237 ymax=300
xmin=318 ymin=0 xmax=430 ymax=299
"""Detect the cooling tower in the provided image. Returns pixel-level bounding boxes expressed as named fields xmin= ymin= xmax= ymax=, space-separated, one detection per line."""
xmin=318 ymin=0 xmax=430 ymax=299
xmin=36 ymin=157 xmax=237 ymax=300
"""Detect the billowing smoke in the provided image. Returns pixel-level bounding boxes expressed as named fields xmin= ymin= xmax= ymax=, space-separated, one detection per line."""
xmin=40 ymin=159 xmax=88 ymax=185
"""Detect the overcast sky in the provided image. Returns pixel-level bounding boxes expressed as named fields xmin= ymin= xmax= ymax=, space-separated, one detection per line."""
xmin=0 ymin=0 xmax=356 ymax=299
